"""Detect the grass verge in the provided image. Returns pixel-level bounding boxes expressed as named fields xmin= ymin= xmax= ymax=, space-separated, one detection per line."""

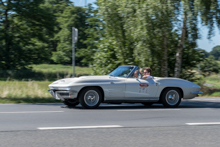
xmin=0 ymin=81 xmax=60 ymax=103
xmin=0 ymin=64 xmax=92 ymax=81
xmin=0 ymin=64 xmax=93 ymax=103
xmin=0 ymin=98 xmax=59 ymax=103
xmin=32 ymin=64 xmax=93 ymax=75
xmin=196 ymin=74 xmax=220 ymax=97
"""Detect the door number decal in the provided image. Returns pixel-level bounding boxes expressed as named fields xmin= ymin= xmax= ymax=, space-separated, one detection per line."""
xmin=139 ymin=83 xmax=149 ymax=93
xmin=139 ymin=83 xmax=149 ymax=87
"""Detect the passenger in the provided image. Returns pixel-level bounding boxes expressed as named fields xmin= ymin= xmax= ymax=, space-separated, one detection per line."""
xmin=142 ymin=67 xmax=154 ymax=79
xmin=133 ymin=68 xmax=142 ymax=78
xmin=133 ymin=70 xmax=139 ymax=78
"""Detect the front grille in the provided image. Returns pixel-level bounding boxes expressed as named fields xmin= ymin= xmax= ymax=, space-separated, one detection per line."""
xmin=59 ymin=93 xmax=69 ymax=96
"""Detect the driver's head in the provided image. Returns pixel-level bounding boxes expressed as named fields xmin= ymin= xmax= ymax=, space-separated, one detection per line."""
xmin=143 ymin=67 xmax=152 ymax=76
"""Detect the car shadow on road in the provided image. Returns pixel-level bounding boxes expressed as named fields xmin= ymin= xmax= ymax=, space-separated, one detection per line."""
xmin=57 ymin=100 xmax=220 ymax=110
xmin=60 ymin=104 xmax=158 ymax=110
xmin=27 ymin=99 xmax=220 ymax=109
xmin=179 ymin=100 xmax=220 ymax=109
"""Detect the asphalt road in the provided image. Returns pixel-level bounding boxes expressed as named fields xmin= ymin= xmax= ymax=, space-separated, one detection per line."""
xmin=0 ymin=97 xmax=220 ymax=147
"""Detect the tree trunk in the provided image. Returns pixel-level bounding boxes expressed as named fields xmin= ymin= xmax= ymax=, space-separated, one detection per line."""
xmin=160 ymin=0 xmax=168 ymax=77
xmin=161 ymin=29 xmax=168 ymax=77
xmin=174 ymin=13 xmax=187 ymax=78
xmin=4 ymin=8 xmax=10 ymax=69
xmin=3 ymin=0 xmax=11 ymax=69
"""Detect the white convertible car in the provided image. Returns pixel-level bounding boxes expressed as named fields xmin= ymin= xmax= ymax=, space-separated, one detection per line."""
xmin=48 ymin=65 xmax=202 ymax=109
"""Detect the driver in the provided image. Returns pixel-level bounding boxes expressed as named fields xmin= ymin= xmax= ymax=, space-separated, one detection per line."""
xmin=142 ymin=67 xmax=154 ymax=79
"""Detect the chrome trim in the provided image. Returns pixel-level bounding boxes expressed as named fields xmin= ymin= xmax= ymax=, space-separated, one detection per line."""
xmin=48 ymin=90 xmax=77 ymax=100
xmin=191 ymin=92 xmax=203 ymax=94
xmin=48 ymin=90 xmax=55 ymax=98
xmin=49 ymin=87 xmax=71 ymax=91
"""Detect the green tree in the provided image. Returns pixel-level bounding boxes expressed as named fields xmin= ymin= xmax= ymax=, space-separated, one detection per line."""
xmin=210 ymin=45 xmax=220 ymax=60
xmin=82 ymin=4 xmax=103 ymax=65
xmin=197 ymin=49 xmax=209 ymax=58
xmin=50 ymin=2 xmax=96 ymax=66
xmin=92 ymin=0 xmax=220 ymax=80
xmin=93 ymin=38 xmax=120 ymax=75
xmin=200 ymin=55 xmax=220 ymax=76
xmin=174 ymin=0 xmax=220 ymax=77
xmin=134 ymin=0 xmax=178 ymax=77
xmin=0 ymin=0 xmax=54 ymax=70
xmin=94 ymin=0 xmax=196 ymax=78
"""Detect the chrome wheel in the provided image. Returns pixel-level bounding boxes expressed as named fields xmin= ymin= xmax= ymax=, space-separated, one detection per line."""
xmin=165 ymin=90 xmax=180 ymax=106
xmin=79 ymin=87 xmax=103 ymax=109
xmin=84 ymin=90 xmax=100 ymax=107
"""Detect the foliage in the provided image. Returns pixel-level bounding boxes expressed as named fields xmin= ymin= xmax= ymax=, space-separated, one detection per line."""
xmin=32 ymin=64 xmax=92 ymax=75
xmin=45 ymin=1 xmax=98 ymax=66
xmin=204 ymin=74 xmax=220 ymax=89
xmin=200 ymin=55 xmax=220 ymax=76
xmin=195 ymin=74 xmax=220 ymax=97
xmin=0 ymin=64 xmax=92 ymax=81
xmin=91 ymin=0 xmax=210 ymax=81
xmin=0 ymin=0 xmax=54 ymax=70
xmin=210 ymin=45 xmax=220 ymax=60
xmin=92 ymin=38 xmax=120 ymax=75
xmin=81 ymin=3 xmax=104 ymax=66
xmin=51 ymin=4 xmax=88 ymax=65
xmin=1 ymin=0 xmax=220 ymax=82
xmin=0 ymin=0 xmax=98 ymax=69
xmin=197 ymin=49 xmax=210 ymax=58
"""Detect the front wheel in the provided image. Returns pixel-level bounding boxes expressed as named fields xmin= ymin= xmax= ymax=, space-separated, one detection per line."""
xmin=161 ymin=88 xmax=182 ymax=108
xmin=79 ymin=87 xmax=102 ymax=109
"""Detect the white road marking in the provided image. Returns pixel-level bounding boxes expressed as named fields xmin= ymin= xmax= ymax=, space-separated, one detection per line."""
xmin=0 ymin=111 xmax=64 ymax=114
xmin=38 ymin=125 xmax=123 ymax=130
xmin=186 ymin=122 xmax=220 ymax=125
xmin=117 ymin=109 xmax=181 ymax=112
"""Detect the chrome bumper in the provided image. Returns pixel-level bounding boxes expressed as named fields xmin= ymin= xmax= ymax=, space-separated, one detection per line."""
xmin=48 ymin=90 xmax=77 ymax=100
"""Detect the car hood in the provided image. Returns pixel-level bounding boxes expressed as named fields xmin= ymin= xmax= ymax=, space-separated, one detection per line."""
xmin=49 ymin=75 xmax=120 ymax=87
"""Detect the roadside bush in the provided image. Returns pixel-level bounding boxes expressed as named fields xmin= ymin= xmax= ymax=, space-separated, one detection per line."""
xmin=200 ymin=56 xmax=220 ymax=76
xmin=0 ymin=69 xmax=89 ymax=81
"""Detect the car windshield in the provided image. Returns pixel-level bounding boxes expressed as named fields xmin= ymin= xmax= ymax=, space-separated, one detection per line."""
xmin=109 ymin=66 xmax=134 ymax=77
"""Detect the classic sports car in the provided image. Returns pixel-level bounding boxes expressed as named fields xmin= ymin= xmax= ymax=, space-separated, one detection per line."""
xmin=48 ymin=65 xmax=202 ymax=109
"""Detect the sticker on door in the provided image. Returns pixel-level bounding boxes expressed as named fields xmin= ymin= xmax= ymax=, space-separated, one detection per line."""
xmin=139 ymin=83 xmax=149 ymax=93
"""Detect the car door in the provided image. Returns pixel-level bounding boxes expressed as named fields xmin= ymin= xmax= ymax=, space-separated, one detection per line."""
xmin=124 ymin=78 xmax=159 ymax=100
xmin=105 ymin=77 xmax=126 ymax=100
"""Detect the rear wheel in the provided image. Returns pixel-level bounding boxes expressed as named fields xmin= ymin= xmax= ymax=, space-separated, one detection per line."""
xmin=161 ymin=88 xmax=182 ymax=108
xmin=79 ymin=87 xmax=102 ymax=109
xmin=62 ymin=99 xmax=79 ymax=107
